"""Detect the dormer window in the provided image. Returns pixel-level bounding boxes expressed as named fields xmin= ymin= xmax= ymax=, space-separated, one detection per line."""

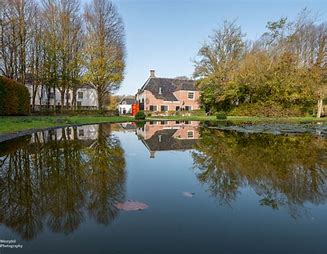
xmin=159 ymin=87 xmax=162 ymax=95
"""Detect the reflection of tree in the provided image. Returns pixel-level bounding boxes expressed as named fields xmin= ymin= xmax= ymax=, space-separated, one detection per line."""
xmin=193 ymin=128 xmax=327 ymax=217
xmin=86 ymin=125 xmax=126 ymax=225
xmin=0 ymin=124 xmax=126 ymax=240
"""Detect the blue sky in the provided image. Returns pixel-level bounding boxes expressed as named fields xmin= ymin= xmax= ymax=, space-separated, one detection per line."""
xmin=103 ymin=0 xmax=326 ymax=95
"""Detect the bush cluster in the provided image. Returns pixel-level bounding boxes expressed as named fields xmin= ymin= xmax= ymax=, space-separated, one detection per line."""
xmin=0 ymin=76 xmax=30 ymax=116
xmin=216 ymin=111 xmax=227 ymax=119
xmin=135 ymin=110 xmax=146 ymax=120
xmin=229 ymin=102 xmax=310 ymax=117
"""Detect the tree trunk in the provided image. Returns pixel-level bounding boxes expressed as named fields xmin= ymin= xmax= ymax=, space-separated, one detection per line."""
xmin=32 ymin=88 xmax=36 ymax=112
xmin=60 ymin=90 xmax=65 ymax=113
xmin=317 ymin=99 xmax=323 ymax=118
xmin=97 ymin=89 xmax=103 ymax=110
xmin=72 ymin=89 xmax=77 ymax=111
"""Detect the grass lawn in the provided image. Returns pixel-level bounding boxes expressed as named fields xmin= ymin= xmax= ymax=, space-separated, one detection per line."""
xmin=0 ymin=114 xmax=326 ymax=136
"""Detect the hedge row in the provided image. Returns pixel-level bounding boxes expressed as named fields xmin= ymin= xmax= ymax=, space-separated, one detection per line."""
xmin=0 ymin=76 xmax=30 ymax=116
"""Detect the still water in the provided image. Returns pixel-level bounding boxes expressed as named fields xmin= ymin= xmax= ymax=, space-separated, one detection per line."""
xmin=0 ymin=121 xmax=326 ymax=254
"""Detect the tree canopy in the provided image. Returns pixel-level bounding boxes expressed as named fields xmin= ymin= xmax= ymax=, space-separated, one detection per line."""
xmin=194 ymin=10 xmax=327 ymax=117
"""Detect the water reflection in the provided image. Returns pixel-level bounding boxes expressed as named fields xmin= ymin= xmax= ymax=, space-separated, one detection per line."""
xmin=1 ymin=121 xmax=327 ymax=244
xmin=0 ymin=124 xmax=126 ymax=240
xmin=192 ymin=127 xmax=327 ymax=218
xmin=136 ymin=121 xmax=200 ymax=158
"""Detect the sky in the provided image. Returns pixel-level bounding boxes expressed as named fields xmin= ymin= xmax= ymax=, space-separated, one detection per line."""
xmin=96 ymin=0 xmax=327 ymax=95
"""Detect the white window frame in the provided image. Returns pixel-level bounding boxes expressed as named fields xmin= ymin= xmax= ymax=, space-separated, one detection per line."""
xmin=188 ymin=91 xmax=195 ymax=100
xmin=149 ymin=105 xmax=158 ymax=111
xmin=160 ymin=105 xmax=168 ymax=112
xmin=187 ymin=130 xmax=194 ymax=139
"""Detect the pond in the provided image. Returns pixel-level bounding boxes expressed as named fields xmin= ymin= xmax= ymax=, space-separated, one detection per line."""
xmin=0 ymin=121 xmax=326 ymax=253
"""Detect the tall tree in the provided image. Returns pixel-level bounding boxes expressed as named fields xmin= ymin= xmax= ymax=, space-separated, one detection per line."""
xmin=83 ymin=0 xmax=125 ymax=110
xmin=194 ymin=20 xmax=246 ymax=113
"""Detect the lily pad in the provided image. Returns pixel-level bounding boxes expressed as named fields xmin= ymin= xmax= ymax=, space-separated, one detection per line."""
xmin=115 ymin=201 xmax=149 ymax=211
xmin=182 ymin=192 xmax=195 ymax=198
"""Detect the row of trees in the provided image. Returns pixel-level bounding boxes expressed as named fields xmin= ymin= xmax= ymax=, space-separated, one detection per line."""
xmin=194 ymin=10 xmax=327 ymax=117
xmin=0 ymin=0 xmax=125 ymax=111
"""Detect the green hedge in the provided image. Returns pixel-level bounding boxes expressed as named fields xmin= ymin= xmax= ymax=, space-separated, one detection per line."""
xmin=216 ymin=111 xmax=227 ymax=119
xmin=0 ymin=76 xmax=30 ymax=116
xmin=135 ymin=110 xmax=146 ymax=120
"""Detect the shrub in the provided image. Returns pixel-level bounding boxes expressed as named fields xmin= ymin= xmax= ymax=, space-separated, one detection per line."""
xmin=135 ymin=120 xmax=146 ymax=128
xmin=0 ymin=76 xmax=30 ymax=116
xmin=216 ymin=111 xmax=227 ymax=119
xmin=228 ymin=102 xmax=309 ymax=117
xmin=135 ymin=110 xmax=146 ymax=120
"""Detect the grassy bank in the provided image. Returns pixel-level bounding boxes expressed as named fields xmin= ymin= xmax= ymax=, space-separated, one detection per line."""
xmin=0 ymin=114 xmax=326 ymax=136
xmin=0 ymin=115 xmax=133 ymax=135
xmin=147 ymin=115 xmax=327 ymax=123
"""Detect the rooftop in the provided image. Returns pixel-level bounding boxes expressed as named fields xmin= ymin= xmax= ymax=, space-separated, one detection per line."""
xmin=138 ymin=70 xmax=196 ymax=101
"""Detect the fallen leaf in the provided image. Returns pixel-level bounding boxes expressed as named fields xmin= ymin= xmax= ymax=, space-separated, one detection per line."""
xmin=115 ymin=201 xmax=149 ymax=211
xmin=182 ymin=192 xmax=195 ymax=198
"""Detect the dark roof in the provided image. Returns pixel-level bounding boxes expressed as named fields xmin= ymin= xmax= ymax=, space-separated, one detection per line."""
xmin=139 ymin=77 xmax=196 ymax=101
xmin=120 ymin=97 xmax=136 ymax=105
xmin=140 ymin=129 xmax=196 ymax=152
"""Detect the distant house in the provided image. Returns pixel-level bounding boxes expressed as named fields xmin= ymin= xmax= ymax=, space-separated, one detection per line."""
xmin=136 ymin=70 xmax=200 ymax=112
xmin=117 ymin=96 xmax=136 ymax=115
xmin=25 ymin=83 xmax=98 ymax=109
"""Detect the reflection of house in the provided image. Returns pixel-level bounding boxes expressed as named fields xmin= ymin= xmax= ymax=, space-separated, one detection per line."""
xmin=25 ymin=83 xmax=98 ymax=109
xmin=120 ymin=122 xmax=137 ymax=131
xmin=118 ymin=96 xmax=136 ymax=115
xmin=136 ymin=70 xmax=200 ymax=112
xmin=137 ymin=121 xmax=200 ymax=158
xmin=30 ymin=125 xmax=99 ymax=146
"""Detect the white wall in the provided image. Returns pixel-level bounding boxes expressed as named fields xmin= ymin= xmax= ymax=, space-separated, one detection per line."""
xmin=26 ymin=84 xmax=98 ymax=108
xmin=118 ymin=104 xmax=132 ymax=115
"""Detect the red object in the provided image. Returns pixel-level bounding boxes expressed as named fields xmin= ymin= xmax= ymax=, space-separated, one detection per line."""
xmin=132 ymin=103 xmax=140 ymax=116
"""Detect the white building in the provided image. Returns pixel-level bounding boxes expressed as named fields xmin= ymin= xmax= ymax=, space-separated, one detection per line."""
xmin=26 ymin=84 xmax=98 ymax=109
xmin=117 ymin=96 xmax=136 ymax=115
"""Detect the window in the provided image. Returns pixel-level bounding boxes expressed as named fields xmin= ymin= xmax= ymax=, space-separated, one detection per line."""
xmin=185 ymin=106 xmax=192 ymax=111
xmin=158 ymin=135 xmax=162 ymax=143
xmin=187 ymin=131 xmax=194 ymax=138
xmin=66 ymin=93 xmax=71 ymax=100
xmin=176 ymin=106 xmax=180 ymax=111
xmin=160 ymin=121 xmax=167 ymax=125
xmin=149 ymin=105 xmax=157 ymax=111
xmin=77 ymin=101 xmax=82 ymax=107
xmin=188 ymin=92 xmax=194 ymax=100
xmin=78 ymin=92 xmax=83 ymax=99
xmin=161 ymin=105 xmax=168 ymax=112
xmin=159 ymin=87 xmax=162 ymax=95
xmin=79 ymin=129 xmax=84 ymax=137
xmin=49 ymin=92 xmax=54 ymax=99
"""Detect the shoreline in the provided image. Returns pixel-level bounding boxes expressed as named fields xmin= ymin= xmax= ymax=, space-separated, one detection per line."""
xmin=1 ymin=115 xmax=326 ymax=143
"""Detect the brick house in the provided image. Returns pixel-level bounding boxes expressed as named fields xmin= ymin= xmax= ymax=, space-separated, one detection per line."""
xmin=136 ymin=70 xmax=200 ymax=112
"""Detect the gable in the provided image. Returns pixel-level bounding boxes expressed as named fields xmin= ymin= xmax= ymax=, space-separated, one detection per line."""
xmin=140 ymin=78 xmax=196 ymax=101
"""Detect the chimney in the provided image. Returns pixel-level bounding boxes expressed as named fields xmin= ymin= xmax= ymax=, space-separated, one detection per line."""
xmin=150 ymin=70 xmax=156 ymax=78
